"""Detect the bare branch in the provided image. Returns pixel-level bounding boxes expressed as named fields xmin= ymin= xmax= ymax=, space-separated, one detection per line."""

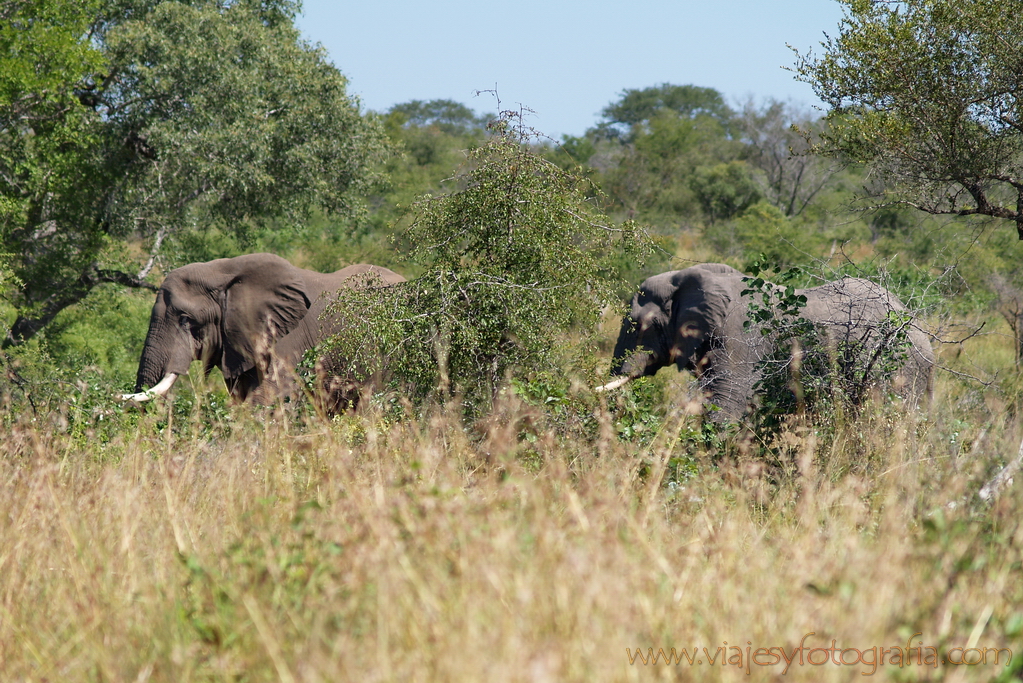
xmin=136 ymin=226 xmax=167 ymax=280
xmin=91 ymin=268 xmax=158 ymax=292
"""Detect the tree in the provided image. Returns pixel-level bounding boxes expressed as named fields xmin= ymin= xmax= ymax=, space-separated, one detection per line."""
xmin=705 ymin=201 xmax=815 ymax=267
xmin=598 ymin=83 xmax=734 ymax=139
xmin=380 ymin=100 xmax=488 ymax=171
xmin=324 ymin=113 xmax=650 ymax=414
xmin=689 ymin=161 xmax=761 ymax=223
xmin=793 ymin=0 xmax=1023 ymax=237
xmin=360 ymin=99 xmax=492 ymax=248
xmin=1 ymin=0 xmax=387 ymax=345
xmin=386 ymin=99 xmax=490 ymax=135
xmin=605 ymin=109 xmax=737 ymax=221
xmin=736 ymin=98 xmax=836 ymax=217
xmin=551 ymin=85 xmax=746 ymax=228
xmin=0 ymin=1 xmax=103 ymax=119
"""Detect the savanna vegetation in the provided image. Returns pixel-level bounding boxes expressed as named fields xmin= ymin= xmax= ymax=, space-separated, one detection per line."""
xmin=1 ymin=0 xmax=1022 ymax=680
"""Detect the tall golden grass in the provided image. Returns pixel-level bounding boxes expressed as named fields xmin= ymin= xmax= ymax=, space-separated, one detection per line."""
xmin=1 ymin=364 xmax=1021 ymax=682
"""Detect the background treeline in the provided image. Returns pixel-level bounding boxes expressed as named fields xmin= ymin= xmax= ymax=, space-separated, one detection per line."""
xmin=2 ymin=0 xmax=1022 ymax=409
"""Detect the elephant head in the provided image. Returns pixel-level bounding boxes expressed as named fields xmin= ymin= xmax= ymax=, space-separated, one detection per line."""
xmin=123 ymin=253 xmax=404 ymax=404
xmin=604 ymin=263 xmax=763 ymax=417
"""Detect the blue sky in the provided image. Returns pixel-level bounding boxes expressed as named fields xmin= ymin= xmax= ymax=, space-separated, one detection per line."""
xmin=295 ymin=0 xmax=847 ymax=138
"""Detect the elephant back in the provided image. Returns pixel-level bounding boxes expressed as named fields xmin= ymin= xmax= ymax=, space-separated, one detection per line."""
xmin=798 ymin=278 xmax=900 ymax=337
xmin=797 ymin=277 xmax=934 ymax=402
xmin=258 ymin=263 xmax=403 ymax=378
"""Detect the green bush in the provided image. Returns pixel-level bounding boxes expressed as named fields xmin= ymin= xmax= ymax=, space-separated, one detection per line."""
xmin=705 ymin=201 xmax=819 ymax=267
xmin=689 ymin=161 xmax=762 ymax=223
xmin=322 ymin=113 xmax=651 ymax=416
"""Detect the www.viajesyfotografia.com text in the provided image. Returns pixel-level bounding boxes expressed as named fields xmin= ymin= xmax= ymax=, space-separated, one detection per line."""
xmin=626 ymin=633 xmax=1012 ymax=676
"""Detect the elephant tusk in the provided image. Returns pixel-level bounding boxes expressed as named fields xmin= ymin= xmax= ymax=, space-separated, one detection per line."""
xmin=121 ymin=373 xmax=179 ymax=402
xmin=594 ymin=376 xmax=633 ymax=392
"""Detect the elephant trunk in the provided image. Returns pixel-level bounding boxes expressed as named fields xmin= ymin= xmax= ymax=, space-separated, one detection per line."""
xmin=609 ymin=314 xmax=665 ymax=380
xmin=609 ymin=314 xmax=638 ymax=376
xmin=598 ymin=315 xmax=667 ymax=392
xmin=131 ymin=292 xmax=195 ymax=394
xmin=134 ymin=340 xmax=170 ymax=394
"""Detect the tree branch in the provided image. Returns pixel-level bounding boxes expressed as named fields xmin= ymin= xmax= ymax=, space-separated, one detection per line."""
xmin=136 ymin=226 xmax=167 ymax=280
xmin=3 ymin=263 xmax=157 ymax=347
xmin=91 ymin=268 xmax=159 ymax=291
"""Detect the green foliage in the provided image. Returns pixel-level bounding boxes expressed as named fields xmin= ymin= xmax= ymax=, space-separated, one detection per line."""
xmin=705 ymin=201 xmax=817 ymax=267
xmin=551 ymin=134 xmax=598 ymax=168
xmin=689 ymin=161 xmax=762 ymax=223
xmin=324 ymin=113 xmax=651 ymax=414
xmin=96 ymin=0 xmax=385 ymax=235
xmin=610 ymin=377 xmax=666 ymax=444
xmin=1 ymin=0 xmax=387 ymax=343
xmin=601 ymin=108 xmax=742 ymax=225
xmin=598 ymin=83 xmax=734 ymax=139
xmin=386 ymin=99 xmax=491 ymax=135
xmin=507 ymin=371 xmax=601 ymax=455
xmin=0 ymin=0 xmax=104 ymax=104
xmin=794 ymin=0 xmax=1023 ymax=237
xmin=559 ymin=84 xmax=802 ymax=234
xmin=0 ymin=336 xmax=142 ymax=443
xmin=543 ymin=84 xmax=875 ymax=261
xmin=363 ymin=99 xmax=493 ymax=248
xmin=38 ymin=285 xmax=151 ymax=385
xmin=0 ymin=0 xmax=107 ymax=330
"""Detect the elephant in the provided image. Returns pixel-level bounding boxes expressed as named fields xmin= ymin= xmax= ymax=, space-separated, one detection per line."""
xmin=599 ymin=263 xmax=935 ymax=420
xmin=122 ymin=253 xmax=405 ymax=407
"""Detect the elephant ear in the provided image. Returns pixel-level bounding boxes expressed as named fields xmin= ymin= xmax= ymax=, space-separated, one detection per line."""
xmin=667 ymin=268 xmax=743 ymax=357
xmin=669 ymin=268 xmax=731 ymax=330
xmin=219 ymin=257 xmax=311 ymax=380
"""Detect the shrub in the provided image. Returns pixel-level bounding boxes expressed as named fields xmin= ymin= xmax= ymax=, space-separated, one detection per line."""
xmin=322 ymin=112 xmax=651 ymax=416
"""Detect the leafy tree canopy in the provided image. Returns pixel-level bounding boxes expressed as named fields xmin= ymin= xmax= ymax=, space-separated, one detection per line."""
xmin=1 ymin=0 xmax=387 ymax=344
xmin=386 ymin=98 xmax=490 ymax=135
xmin=599 ymin=83 xmax=734 ymax=138
xmin=689 ymin=161 xmax=762 ymax=223
xmin=735 ymin=98 xmax=835 ymax=217
xmin=794 ymin=0 xmax=1023 ymax=237
xmin=0 ymin=0 xmax=104 ymax=110
xmin=592 ymin=101 xmax=743 ymax=225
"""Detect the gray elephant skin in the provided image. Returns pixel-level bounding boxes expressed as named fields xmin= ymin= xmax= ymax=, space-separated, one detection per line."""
xmin=125 ymin=253 xmax=405 ymax=406
xmin=607 ymin=263 xmax=935 ymax=419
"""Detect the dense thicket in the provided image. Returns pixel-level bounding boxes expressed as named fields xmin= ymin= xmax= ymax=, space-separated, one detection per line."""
xmin=794 ymin=0 xmax=1023 ymax=238
xmin=324 ymin=114 xmax=648 ymax=415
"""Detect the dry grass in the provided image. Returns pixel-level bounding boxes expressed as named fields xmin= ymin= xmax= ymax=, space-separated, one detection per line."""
xmin=1 ymin=371 xmax=1021 ymax=682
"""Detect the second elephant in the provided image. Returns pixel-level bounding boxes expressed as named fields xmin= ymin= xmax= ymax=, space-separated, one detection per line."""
xmin=123 ymin=253 xmax=405 ymax=407
xmin=603 ymin=263 xmax=934 ymax=419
